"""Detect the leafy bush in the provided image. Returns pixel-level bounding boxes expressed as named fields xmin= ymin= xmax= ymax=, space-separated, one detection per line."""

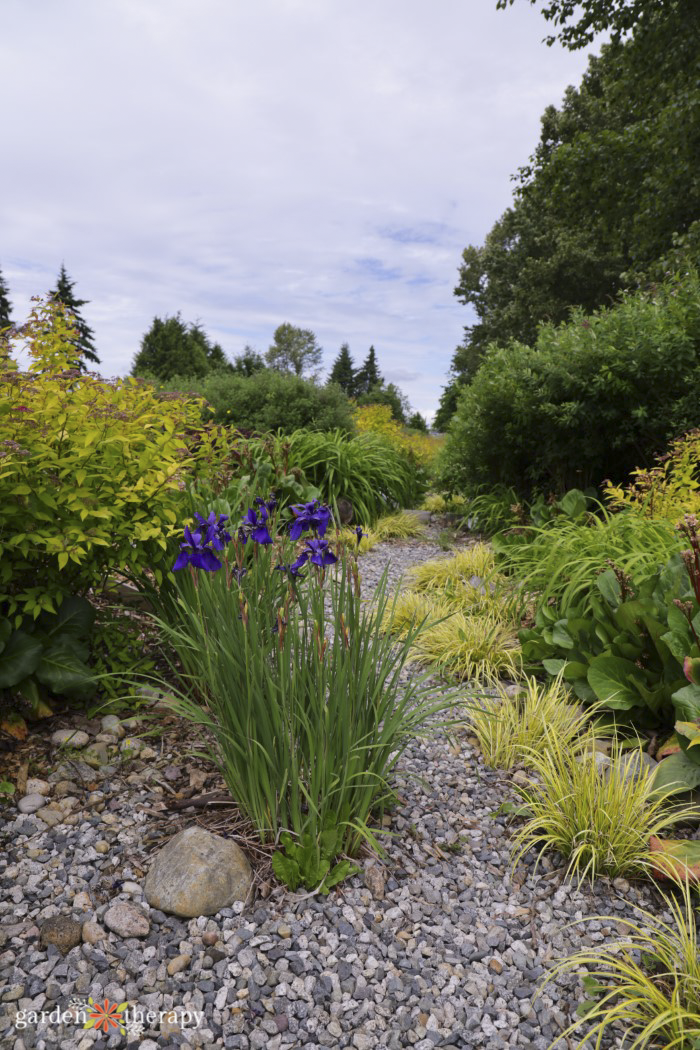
xmin=284 ymin=429 xmax=422 ymax=523
xmin=605 ymin=428 xmax=700 ymax=522
xmin=158 ymin=369 xmax=354 ymax=433
xmin=152 ymin=498 xmax=450 ymax=889
xmin=440 ymin=269 xmax=700 ymax=498
xmin=0 ymin=299 xmax=209 ymax=620
xmin=511 ymin=725 xmax=694 ymax=883
xmin=352 ymin=403 xmax=441 ymax=469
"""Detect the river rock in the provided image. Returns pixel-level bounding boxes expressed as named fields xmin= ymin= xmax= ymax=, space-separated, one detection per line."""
xmin=104 ymin=901 xmax=151 ymax=938
xmin=17 ymin=793 xmax=46 ymax=814
xmin=51 ymin=728 xmax=89 ymax=748
xmin=144 ymin=826 xmax=253 ymax=917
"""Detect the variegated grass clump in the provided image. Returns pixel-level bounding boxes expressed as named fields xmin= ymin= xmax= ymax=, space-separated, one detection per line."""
xmin=373 ymin=512 xmax=427 ymax=541
xmin=422 ymin=493 xmax=447 ymax=513
xmin=411 ymin=609 xmax=521 ymax=683
xmin=466 ymin=673 xmax=588 ymax=770
xmin=544 ymin=877 xmax=700 ymax=1049
xmin=512 ymin=725 xmax=696 ymax=883
xmin=407 ymin=544 xmax=521 ymax=622
xmin=408 ymin=543 xmax=497 ymax=590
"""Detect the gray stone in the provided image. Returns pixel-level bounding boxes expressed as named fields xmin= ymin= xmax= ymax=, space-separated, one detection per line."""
xmin=17 ymin=794 xmax=46 ymax=814
xmin=39 ymin=915 xmax=83 ymax=954
xmin=104 ymin=901 xmax=151 ymax=938
xmin=51 ymin=728 xmax=89 ymax=748
xmin=144 ymin=826 xmax=253 ymax=918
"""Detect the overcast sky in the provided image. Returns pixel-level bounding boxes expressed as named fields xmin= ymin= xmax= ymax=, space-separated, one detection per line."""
xmin=2 ymin=0 xmax=594 ymax=419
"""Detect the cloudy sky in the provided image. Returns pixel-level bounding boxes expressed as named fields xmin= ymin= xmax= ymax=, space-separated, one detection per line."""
xmin=2 ymin=0 xmax=594 ymax=419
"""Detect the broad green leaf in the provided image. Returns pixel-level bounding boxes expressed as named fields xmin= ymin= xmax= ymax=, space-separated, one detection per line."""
xmin=587 ymin=656 xmax=644 ymax=710
xmin=0 ymin=632 xmax=42 ymax=688
xmin=36 ymin=641 xmax=94 ymax=698
xmin=651 ymin=751 xmax=700 ymax=796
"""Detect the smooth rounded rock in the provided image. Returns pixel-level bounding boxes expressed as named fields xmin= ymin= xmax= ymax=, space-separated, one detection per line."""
xmin=17 ymin=793 xmax=46 ymax=814
xmin=144 ymin=826 xmax=253 ymax=918
xmin=25 ymin=778 xmax=51 ymax=796
xmin=82 ymin=921 xmax=105 ymax=944
xmin=104 ymin=900 xmax=151 ymax=938
xmin=51 ymin=728 xmax=89 ymax=748
xmin=167 ymin=953 xmax=191 ymax=975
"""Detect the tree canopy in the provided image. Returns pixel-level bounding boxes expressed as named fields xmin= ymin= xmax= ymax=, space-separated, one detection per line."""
xmin=132 ymin=314 xmax=229 ymax=380
xmin=439 ymin=0 xmax=700 ymax=424
xmin=0 ymin=268 xmax=12 ymax=331
xmin=328 ymin=343 xmax=356 ymax=395
xmin=231 ymin=345 xmax=266 ymax=377
xmin=49 ymin=264 xmax=100 ymax=369
xmin=497 ymin=0 xmax=679 ymax=50
xmin=266 ymin=323 xmax=323 ymax=378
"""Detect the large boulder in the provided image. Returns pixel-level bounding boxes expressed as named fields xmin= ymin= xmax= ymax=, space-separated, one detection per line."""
xmin=144 ymin=826 xmax=253 ymax=918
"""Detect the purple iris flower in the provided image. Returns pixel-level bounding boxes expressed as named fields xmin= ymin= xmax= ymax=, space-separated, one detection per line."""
xmin=193 ymin=511 xmax=231 ymax=550
xmin=288 ymin=499 xmax=332 ymax=540
xmin=172 ymin=525 xmax=222 ymax=572
xmin=274 ymin=562 xmax=306 ymax=579
xmin=355 ymin=526 xmax=367 ymax=545
xmin=291 ymin=537 xmax=338 ymax=571
xmin=240 ymin=505 xmax=272 ymax=545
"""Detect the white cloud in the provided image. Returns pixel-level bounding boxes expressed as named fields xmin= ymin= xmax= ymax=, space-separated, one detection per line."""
xmin=1 ymin=0 xmax=593 ymax=417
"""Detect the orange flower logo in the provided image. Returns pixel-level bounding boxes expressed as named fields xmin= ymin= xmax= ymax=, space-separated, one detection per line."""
xmin=84 ymin=997 xmax=127 ymax=1034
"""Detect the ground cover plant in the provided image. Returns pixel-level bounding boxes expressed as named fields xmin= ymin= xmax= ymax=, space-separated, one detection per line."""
xmin=149 ymin=497 xmax=452 ymax=892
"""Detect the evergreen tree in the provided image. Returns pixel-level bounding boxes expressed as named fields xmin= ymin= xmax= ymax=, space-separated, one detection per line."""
xmin=408 ymin=411 xmax=428 ymax=432
xmin=49 ymin=264 xmax=100 ymax=368
xmin=131 ymin=315 xmax=210 ymax=380
xmin=232 ymin=345 xmax=266 ymax=376
xmin=190 ymin=322 xmax=231 ymax=370
xmin=354 ymin=346 xmax=382 ymax=395
xmin=328 ymin=343 xmax=356 ymax=395
xmin=0 ymin=267 xmax=12 ymax=331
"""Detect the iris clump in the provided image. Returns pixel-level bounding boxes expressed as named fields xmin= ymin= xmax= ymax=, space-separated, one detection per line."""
xmin=153 ymin=493 xmax=450 ymax=893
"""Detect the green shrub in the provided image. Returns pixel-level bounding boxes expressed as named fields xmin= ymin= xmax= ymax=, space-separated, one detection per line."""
xmin=440 ymin=269 xmax=700 ymax=498
xmin=158 ymin=369 xmax=354 ymax=433
xmin=0 ymin=299 xmax=208 ymax=620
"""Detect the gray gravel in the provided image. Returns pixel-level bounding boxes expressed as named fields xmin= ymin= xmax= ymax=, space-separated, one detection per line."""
xmin=0 ymin=527 xmax=661 ymax=1049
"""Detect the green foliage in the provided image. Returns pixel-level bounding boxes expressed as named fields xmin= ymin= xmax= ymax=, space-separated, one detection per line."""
xmin=372 ymin=512 xmax=426 ymax=541
xmin=445 ymin=4 xmax=700 ymax=419
xmin=266 ymin=322 xmax=322 ymax=378
xmin=284 ymin=429 xmax=422 ymax=523
xmin=132 ymin=314 xmax=228 ymax=380
xmin=442 ymin=270 xmax=700 ymax=498
xmin=0 ymin=267 xmax=12 ymax=331
xmin=0 ymin=596 xmax=96 ymax=714
xmin=49 ymin=264 xmax=99 ymax=369
xmin=407 ymin=412 xmax=428 ymax=433
xmin=0 ymin=298 xmax=209 ymax=620
xmin=272 ymin=819 xmax=360 ymax=894
xmin=354 ymin=346 xmax=382 ymax=395
xmin=328 ymin=343 xmax=356 ymax=395
xmin=158 ymin=369 xmax=354 ymax=434
xmin=356 ymin=382 xmax=410 ymax=425
xmin=151 ymin=514 xmax=451 ymax=871
xmin=231 ymin=345 xmax=266 ymax=376
xmin=499 ymin=0 xmax=686 ymax=51
xmin=604 ymin=429 xmax=700 ymax=522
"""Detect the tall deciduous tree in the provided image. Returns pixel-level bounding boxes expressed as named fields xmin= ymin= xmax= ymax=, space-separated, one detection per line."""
xmin=440 ymin=0 xmax=700 ymax=426
xmin=497 ymin=0 xmax=674 ymax=50
xmin=0 ymin=267 xmax=12 ymax=331
xmin=49 ymin=264 xmax=100 ymax=368
xmin=328 ymin=343 xmax=356 ymax=395
xmin=266 ymin=323 xmax=323 ymax=378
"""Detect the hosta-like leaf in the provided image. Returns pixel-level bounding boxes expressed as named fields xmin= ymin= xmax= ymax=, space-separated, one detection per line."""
xmin=652 ymin=751 xmax=700 ymax=796
xmin=0 ymin=632 xmax=42 ymax=689
xmin=649 ymin=835 xmax=700 ymax=883
xmin=36 ymin=640 xmax=94 ymax=699
xmin=675 ymin=720 xmax=700 ymax=748
xmin=587 ymin=656 xmax=645 ymax=710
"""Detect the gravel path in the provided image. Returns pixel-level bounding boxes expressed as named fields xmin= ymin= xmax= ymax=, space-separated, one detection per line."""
xmin=0 ymin=529 xmax=660 ymax=1049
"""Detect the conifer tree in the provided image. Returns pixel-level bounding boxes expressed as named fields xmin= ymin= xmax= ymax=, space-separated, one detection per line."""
xmin=328 ymin=343 xmax=356 ymax=395
xmin=49 ymin=264 xmax=100 ymax=368
xmin=354 ymin=346 xmax=382 ymax=395
xmin=0 ymin=267 xmax=12 ymax=331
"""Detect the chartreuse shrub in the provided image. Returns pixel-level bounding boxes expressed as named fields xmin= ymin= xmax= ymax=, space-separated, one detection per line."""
xmin=604 ymin=428 xmax=700 ymax=523
xmin=466 ymin=673 xmax=588 ymax=771
xmin=353 ymin=403 xmax=441 ymax=470
xmin=152 ymin=497 xmax=451 ymax=892
xmin=440 ymin=268 xmax=700 ymax=499
xmin=544 ymin=877 xmax=700 ymax=1048
xmin=0 ymin=299 xmax=210 ymax=621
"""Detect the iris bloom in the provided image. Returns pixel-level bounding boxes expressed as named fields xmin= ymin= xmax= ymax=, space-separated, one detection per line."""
xmin=355 ymin=526 xmax=367 ymax=545
xmin=291 ymin=537 xmax=337 ymax=571
xmin=172 ymin=525 xmax=222 ymax=572
xmin=288 ymin=499 xmax=332 ymax=540
xmin=274 ymin=562 xmax=306 ymax=579
xmin=193 ymin=511 xmax=231 ymax=550
xmin=240 ymin=505 xmax=272 ymax=545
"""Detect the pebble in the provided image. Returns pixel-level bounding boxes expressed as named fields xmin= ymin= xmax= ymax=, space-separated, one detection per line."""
xmin=103 ymin=901 xmax=151 ymax=938
xmin=51 ymin=728 xmax=89 ymax=748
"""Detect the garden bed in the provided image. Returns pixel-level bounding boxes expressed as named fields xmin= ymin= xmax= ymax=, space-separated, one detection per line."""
xmin=0 ymin=528 xmax=672 ymax=1049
